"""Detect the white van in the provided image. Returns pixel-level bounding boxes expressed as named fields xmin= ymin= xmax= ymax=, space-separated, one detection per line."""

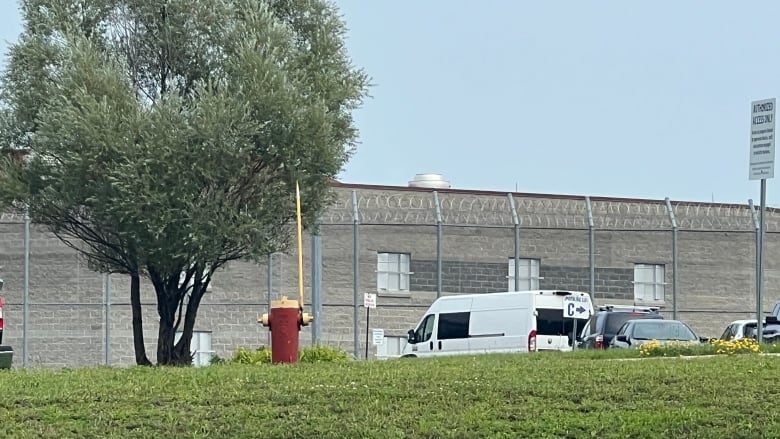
xmin=400 ymin=290 xmax=593 ymax=358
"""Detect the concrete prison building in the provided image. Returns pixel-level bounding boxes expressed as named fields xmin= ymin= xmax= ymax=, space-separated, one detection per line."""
xmin=0 ymin=173 xmax=778 ymax=367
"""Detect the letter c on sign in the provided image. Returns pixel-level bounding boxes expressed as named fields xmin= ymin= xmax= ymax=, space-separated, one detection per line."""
xmin=567 ymin=303 xmax=575 ymax=316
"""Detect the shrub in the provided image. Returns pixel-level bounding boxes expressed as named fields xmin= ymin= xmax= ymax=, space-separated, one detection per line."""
xmin=709 ymin=338 xmax=761 ymax=355
xmin=638 ymin=339 xmax=701 ymax=357
xmin=638 ymin=338 xmax=764 ymax=357
xmin=299 ymin=346 xmax=350 ymax=363
xmin=230 ymin=346 xmax=350 ymax=365
xmin=232 ymin=347 xmax=273 ymax=365
xmin=209 ymin=354 xmax=227 ymax=365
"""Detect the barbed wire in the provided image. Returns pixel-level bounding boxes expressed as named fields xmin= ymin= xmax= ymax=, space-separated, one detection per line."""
xmin=5 ymin=187 xmax=780 ymax=232
xmin=321 ymin=188 xmax=780 ymax=232
xmin=673 ymin=203 xmax=765 ymax=231
xmin=0 ymin=212 xmax=24 ymax=224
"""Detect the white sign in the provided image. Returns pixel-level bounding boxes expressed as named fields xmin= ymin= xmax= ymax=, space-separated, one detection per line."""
xmin=372 ymin=329 xmax=385 ymax=345
xmin=750 ymin=98 xmax=776 ymax=180
xmin=363 ymin=293 xmax=377 ymax=309
xmin=563 ymin=295 xmax=590 ymax=320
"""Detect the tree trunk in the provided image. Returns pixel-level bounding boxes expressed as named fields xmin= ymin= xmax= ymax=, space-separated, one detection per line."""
xmin=151 ymin=270 xmax=190 ymax=366
xmin=156 ymin=293 xmax=190 ymax=366
xmin=149 ymin=265 xmax=207 ymax=366
xmin=130 ymin=272 xmax=152 ymax=366
xmin=173 ymin=272 xmax=208 ymax=362
xmin=156 ymin=309 xmax=176 ymax=365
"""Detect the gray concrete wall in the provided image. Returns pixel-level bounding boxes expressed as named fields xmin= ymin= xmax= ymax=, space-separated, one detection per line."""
xmin=2 ymin=184 xmax=780 ymax=367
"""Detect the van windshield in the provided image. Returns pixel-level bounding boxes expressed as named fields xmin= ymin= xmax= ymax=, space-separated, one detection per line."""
xmin=536 ymin=308 xmax=575 ymax=336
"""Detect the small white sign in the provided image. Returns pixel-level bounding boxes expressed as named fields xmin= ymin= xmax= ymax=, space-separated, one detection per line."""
xmin=750 ymin=98 xmax=776 ymax=180
xmin=372 ymin=329 xmax=385 ymax=345
xmin=363 ymin=293 xmax=377 ymax=309
xmin=563 ymin=295 xmax=590 ymax=320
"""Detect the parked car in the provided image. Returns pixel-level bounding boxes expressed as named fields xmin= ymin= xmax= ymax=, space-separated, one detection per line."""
xmin=609 ymin=319 xmax=700 ymax=349
xmin=577 ymin=304 xmax=663 ymax=349
xmin=720 ymin=318 xmax=780 ymax=344
xmin=771 ymin=300 xmax=780 ymax=320
xmin=762 ymin=317 xmax=780 ymax=343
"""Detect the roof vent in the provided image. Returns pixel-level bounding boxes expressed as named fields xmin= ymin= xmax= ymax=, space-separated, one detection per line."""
xmin=408 ymin=173 xmax=451 ymax=189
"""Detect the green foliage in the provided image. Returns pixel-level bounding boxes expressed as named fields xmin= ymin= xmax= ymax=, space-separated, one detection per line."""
xmin=231 ymin=345 xmax=349 ymax=365
xmin=232 ymin=346 xmax=273 ymax=365
xmin=0 ymin=0 xmax=368 ymax=365
xmin=0 ymin=151 xmax=27 ymax=209
xmin=208 ymin=354 xmax=226 ymax=365
xmin=299 ymin=345 xmax=350 ymax=363
xmin=2 ymin=354 xmax=780 ymax=437
xmin=1 ymin=0 xmax=369 ymax=267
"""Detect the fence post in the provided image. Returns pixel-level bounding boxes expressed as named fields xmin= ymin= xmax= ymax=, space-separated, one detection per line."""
xmin=267 ymin=253 xmax=273 ymax=347
xmin=23 ymin=206 xmax=30 ymax=368
xmin=351 ymin=190 xmax=360 ymax=359
xmin=311 ymin=227 xmax=323 ymax=346
xmin=585 ymin=196 xmax=595 ymax=298
xmin=749 ymin=199 xmax=761 ymax=337
xmin=664 ymin=198 xmax=678 ymax=320
xmin=507 ymin=193 xmax=520 ymax=291
xmin=104 ymin=273 xmax=112 ymax=366
xmin=433 ymin=191 xmax=443 ymax=298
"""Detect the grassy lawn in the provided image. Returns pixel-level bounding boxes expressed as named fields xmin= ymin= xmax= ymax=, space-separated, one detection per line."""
xmin=1 ymin=350 xmax=779 ymax=438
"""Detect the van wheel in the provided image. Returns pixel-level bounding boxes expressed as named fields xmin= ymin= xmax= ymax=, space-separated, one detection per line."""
xmin=401 ymin=354 xmax=417 ymax=359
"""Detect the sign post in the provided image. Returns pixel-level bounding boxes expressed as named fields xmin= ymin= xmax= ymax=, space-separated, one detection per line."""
xmin=749 ymin=97 xmax=776 ymax=342
xmin=563 ymin=295 xmax=591 ymax=351
xmin=363 ymin=293 xmax=377 ymax=359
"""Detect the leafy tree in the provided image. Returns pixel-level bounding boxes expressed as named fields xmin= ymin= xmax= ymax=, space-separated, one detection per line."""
xmin=0 ymin=0 xmax=368 ymax=366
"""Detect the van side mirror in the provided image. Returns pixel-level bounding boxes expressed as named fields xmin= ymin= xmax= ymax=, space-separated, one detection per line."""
xmin=407 ymin=329 xmax=417 ymax=344
xmin=616 ymin=335 xmax=629 ymax=344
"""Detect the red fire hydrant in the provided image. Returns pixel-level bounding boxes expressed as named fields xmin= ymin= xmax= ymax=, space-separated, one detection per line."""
xmin=259 ymin=296 xmax=312 ymax=364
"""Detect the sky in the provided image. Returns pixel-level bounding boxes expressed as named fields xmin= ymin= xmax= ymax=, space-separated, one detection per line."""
xmin=2 ymin=1 xmax=780 ymax=204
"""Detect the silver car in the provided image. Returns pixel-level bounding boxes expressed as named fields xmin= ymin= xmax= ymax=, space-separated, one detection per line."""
xmin=610 ymin=319 xmax=700 ymax=348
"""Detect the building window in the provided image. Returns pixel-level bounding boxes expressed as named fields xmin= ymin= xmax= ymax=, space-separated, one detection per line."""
xmin=377 ymin=252 xmax=411 ymax=292
xmin=508 ymin=258 xmax=540 ymax=291
xmin=633 ymin=263 xmax=665 ymax=301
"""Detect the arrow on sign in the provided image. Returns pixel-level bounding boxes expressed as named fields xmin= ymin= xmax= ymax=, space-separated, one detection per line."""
xmin=576 ymin=306 xmax=586 ymax=314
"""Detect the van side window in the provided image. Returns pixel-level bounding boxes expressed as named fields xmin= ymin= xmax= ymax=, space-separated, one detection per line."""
xmin=437 ymin=312 xmax=470 ymax=340
xmin=536 ymin=308 xmax=573 ymax=336
xmin=415 ymin=314 xmax=436 ymax=343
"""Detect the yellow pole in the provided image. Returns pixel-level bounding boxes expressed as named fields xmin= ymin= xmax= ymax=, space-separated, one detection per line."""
xmin=296 ymin=180 xmax=304 ymax=309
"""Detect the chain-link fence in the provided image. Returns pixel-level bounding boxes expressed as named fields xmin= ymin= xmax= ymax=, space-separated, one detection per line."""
xmin=2 ymin=185 xmax=780 ymax=368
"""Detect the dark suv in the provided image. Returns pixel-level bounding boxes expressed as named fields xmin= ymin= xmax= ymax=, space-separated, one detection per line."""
xmin=577 ymin=304 xmax=663 ymax=349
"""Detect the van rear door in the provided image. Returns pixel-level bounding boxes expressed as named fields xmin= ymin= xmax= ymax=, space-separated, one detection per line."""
xmin=535 ymin=308 xmax=575 ymax=351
